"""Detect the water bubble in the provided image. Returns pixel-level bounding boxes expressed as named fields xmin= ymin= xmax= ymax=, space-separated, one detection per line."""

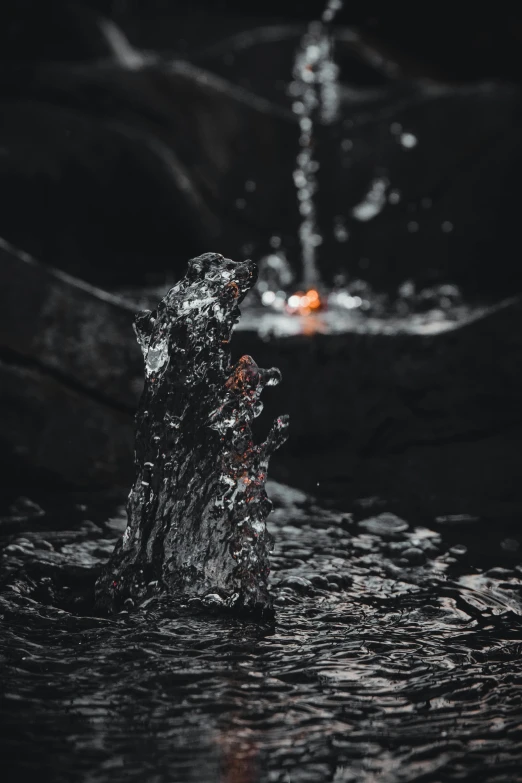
xmin=261 ymin=291 xmax=276 ymax=306
xmin=398 ymin=280 xmax=415 ymax=298
xmin=331 ymin=292 xmax=362 ymax=309
xmin=333 ymin=216 xmax=349 ymax=242
xmin=321 ymin=0 xmax=343 ymax=22
xmin=258 ymin=253 xmax=294 ymax=292
xmin=400 ymin=132 xmax=418 ymax=149
xmin=352 ymin=178 xmax=388 ymax=222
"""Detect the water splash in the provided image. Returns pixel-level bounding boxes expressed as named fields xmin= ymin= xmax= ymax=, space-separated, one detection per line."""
xmin=95 ymin=253 xmax=289 ymax=618
xmin=290 ymin=0 xmax=344 ymax=287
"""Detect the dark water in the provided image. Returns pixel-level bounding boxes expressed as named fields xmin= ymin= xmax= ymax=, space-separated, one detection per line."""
xmin=2 ymin=483 xmax=522 ymax=782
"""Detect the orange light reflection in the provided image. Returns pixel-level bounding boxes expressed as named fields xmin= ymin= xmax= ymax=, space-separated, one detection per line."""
xmin=286 ymin=289 xmax=323 ymax=316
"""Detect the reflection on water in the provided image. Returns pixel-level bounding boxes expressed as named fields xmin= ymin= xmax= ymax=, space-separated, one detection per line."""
xmin=239 ymin=289 xmax=485 ymax=339
xmin=1 ymin=481 xmax=521 ymax=782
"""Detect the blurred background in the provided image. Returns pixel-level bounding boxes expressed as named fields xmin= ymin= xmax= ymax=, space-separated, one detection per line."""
xmin=1 ymin=1 xmax=522 ymax=513
xmin=1 ymin=1 xmax=522 ymax=292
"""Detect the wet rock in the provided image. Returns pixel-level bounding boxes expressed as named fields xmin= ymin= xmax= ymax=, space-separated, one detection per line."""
xmin=0 ymin=53 xmax=298 ymax=286
xmin=95 ymin=254 xmax=289 ymax=617
xmin=0 ymin=239 xmax=138 ymax=487
xmin=240 ymin=298 xmax=522 ymax=518
xmin=0 ymin=357 xmax=134 ymax=487
xmin=0 ymin=239 xmax=142 ymax=409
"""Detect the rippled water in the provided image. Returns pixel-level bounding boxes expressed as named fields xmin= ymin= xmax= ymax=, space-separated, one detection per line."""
xmin=2 ymin=482 xmax=522 ymax=782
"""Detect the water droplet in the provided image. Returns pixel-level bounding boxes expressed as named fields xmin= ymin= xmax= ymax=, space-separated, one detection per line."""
xmin=400 ymin=132 xmax=418 ymax=149
xmin=352 ymin=179 xmax=388 ymax=221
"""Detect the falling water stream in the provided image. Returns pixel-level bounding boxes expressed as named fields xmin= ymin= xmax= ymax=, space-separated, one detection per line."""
xmin=250 ymin=0 xmax=473 ymax=337
xmin=254 ymin=0 xmax=344 ymax=313
xmin=290 ymin=0 xmax=343 ymax=289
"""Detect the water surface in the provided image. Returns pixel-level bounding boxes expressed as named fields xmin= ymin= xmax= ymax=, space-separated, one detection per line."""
xmin=1 ymin=482 xmax=521 ymax=782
